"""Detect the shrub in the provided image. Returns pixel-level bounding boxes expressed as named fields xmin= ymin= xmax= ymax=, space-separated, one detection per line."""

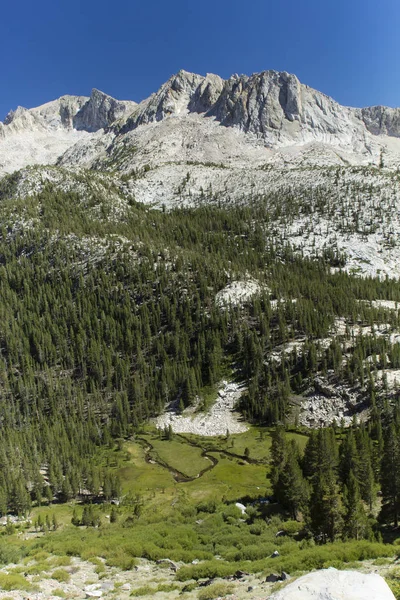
xmin=177 ymin=561 xmax=235 ymax=581
xmin=130 ymin=585 xmax=153 ymax=597
xmin=0 ymin=544 xmax=24 ymax=566
xmin=50 ymin=556 xmax=71 ymax=567
xmin=51 ymin=569 xmax=70 ymax=583
xmin=105 ymin=550 xmax=135 ymax=570
xmin=0 ymin=573 xmax=35 ymax=591
xmin=198 ymin=582 xmax=234 ymax=600
xmin=197 ymin=500 xmax=218 ymax=514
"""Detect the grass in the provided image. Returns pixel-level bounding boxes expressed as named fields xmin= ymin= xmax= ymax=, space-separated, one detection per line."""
xmin=182 ymin=451 xmax=271 ymax=503
xmin=147 ymin=436 xmax=210 ymax=478
xmin=119 ymin=441 xmax=175 ymax=495
xmin=0 ymin=426 xmax=395 ymax=592
xmin=180 ymin=427 xmax=307 ymax=463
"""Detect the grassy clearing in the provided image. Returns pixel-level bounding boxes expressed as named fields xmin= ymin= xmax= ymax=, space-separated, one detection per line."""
xmin=180 ymin=427 xmax=307 ymax=462
xmin=184 ymin=452 xmax=270 ymax=501
xmin=146 ymin=436 xmax=210 ymax=478
xmin=0 ymin=426 xmax=396 ymax=589
xmin=119 ymin=441 xmax=175 ymax=495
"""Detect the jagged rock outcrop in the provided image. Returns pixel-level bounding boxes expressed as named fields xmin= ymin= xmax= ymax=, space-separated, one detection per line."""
xmin=208 ymin=71 xmax=304 ymax=130
xmin=0 ymin=95 xmax=89 ymax=137
xmin=73 ymin=88 xmax=136 ymax=132
xmin=358 ymin=105 xmax=400 ymax=137
xmin=119 ymin=70 xmax=205 ymax=133
xmin=2 ymin=67 xmax=400 ymax=179
xmin=205 ymin=70 xmax=361 ymax=147
xmin=1 ymin=89 xmax=135 ymax=137
xmin=188 ymin=72 xmax=224 ymax=113
xmin=114 ymin=69 xmax=393 ymax=151
xmin=0 ymin=89 xmax=134 ymax=174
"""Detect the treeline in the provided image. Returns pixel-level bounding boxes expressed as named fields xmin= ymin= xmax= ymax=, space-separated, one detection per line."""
xmin=0 ymin=184 xmax=399 ymax=512
xmin=271 ymin=411 xmax=400 ymax=539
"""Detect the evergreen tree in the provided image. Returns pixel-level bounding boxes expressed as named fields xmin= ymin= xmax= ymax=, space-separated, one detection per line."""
xmin=343 ymin=470 xmax=368 ymax=540
xmin=380 ymin=424 xmax=400 ymax=526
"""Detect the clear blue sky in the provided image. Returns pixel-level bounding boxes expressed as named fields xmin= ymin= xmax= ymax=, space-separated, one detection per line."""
xmin=1 ymin=0 xmax=400 ymax=120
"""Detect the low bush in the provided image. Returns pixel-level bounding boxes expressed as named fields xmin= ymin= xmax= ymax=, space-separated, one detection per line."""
xmin=51 ymin=569 xmax=70 ymax=583
xmin=105 ymin=549 xmax=135 ymax=570
xmin=198 ymin=582 xmax=234 ymax=600
xmin=177 ymin=561 xmax=236 ymax=581
xmin=0 ymin=544 xmax=25 ymax=566
xmin=130 ymin=585 xmax=154 ymax=597
xmin=0 ymin=573 xmax=36 ymax=591
xmin=50 ymin=555 xmax=71 ymax=567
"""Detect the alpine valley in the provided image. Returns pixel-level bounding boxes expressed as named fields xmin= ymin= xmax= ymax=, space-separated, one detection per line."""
xmin=1 ymin=70 xmax=400 ymax=599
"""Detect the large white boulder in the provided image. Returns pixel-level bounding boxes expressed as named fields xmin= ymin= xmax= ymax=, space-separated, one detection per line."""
xmin=269 ymin=568 xmax=395 ymax=600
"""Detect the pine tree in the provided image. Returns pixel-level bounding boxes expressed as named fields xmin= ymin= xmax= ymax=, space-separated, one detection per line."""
xmin=270 ymin=426 xmax=287 ymax=492
xmin=380 ymin=424 xmax=400 ymax=526
xmin=277 ymin=443 xmax=309 ymax=520
xmin=309 ymin=468 xmax=343 ymax=542
xmin=343 ymin=470 xmax=368 ymax=540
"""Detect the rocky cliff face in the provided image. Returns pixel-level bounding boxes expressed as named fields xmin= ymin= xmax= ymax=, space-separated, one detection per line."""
xmin=73 ymin=88 xmax=136 ymax=132
xmin=205 ymin=71 xmax=358 ymax=146
xmin=0 ymin=89 xmax=135 ymax=137
xmin=2 ymin=67 xmax=400 ymax=177
xmin=0 ymin=89 xmax=135 ymax=174
xmin=113 ymin=69 xmax=398 ymax=150
xmin=0 ymin=95 xmax=89 ymax=138
xmin=119 ymin=70 xmax=206 ymax=133
xmin=358 ymin=105 xmax=400 ymax=137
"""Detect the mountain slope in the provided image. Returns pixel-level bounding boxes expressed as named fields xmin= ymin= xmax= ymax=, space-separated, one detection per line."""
xmin=0 ymin=89 xmax=136 ymax=175
xmin=3 ymin=68 xmax=400 ymax=281
xmin=2 ymin=68 xmax=400 ymax=180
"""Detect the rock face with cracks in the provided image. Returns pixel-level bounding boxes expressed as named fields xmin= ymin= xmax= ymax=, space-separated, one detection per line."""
xmin=269 ymin=568 xmax=395 ymax=600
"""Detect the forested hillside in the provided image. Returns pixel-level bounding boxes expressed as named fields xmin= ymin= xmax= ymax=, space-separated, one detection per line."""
xmin=0 ymin=176 xmax=399 ymax=520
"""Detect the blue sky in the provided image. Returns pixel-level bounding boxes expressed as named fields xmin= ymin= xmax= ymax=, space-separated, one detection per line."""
xmin=1 ymin=0 xmax=399 ymax=119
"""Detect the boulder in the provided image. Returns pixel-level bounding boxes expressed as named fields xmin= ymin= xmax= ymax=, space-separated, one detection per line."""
xmin=266 ymin=573 xmax=281 ymax=582
xmin=156 ymin=558 xmax=178 ymax=572
xmin=266 ymin=572 xmax=290 ymax=583
xmin=234 ymin=570 xmax=249 ymax=579
xmin=269 ymin=568 xmax=395 ymax=599
xmin=235 ymin=502 xmax=247 ymax=514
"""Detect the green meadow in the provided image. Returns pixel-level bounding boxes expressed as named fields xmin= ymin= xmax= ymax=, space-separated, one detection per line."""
xmin=0 ymin=426 xmax=398 ymax=597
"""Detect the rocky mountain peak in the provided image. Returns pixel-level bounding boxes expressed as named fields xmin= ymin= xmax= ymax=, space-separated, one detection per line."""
xmin=3 ymin=67 xmax=400 ymax=180
xmin=72 ymin=88 xmax=136 ymax=132
xmin=125 ymin=70 xmax=205 ymax=129
xmin=3 ymin=105 xmax=29 ymax=125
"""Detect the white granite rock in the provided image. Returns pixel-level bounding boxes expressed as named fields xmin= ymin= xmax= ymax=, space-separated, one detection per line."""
xmin=269 ymin=568 xmax=395 ymax=600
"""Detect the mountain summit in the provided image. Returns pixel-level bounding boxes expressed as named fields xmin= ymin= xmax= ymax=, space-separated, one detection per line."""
xmin=2 ymin=68 xmax=400 ymax=178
